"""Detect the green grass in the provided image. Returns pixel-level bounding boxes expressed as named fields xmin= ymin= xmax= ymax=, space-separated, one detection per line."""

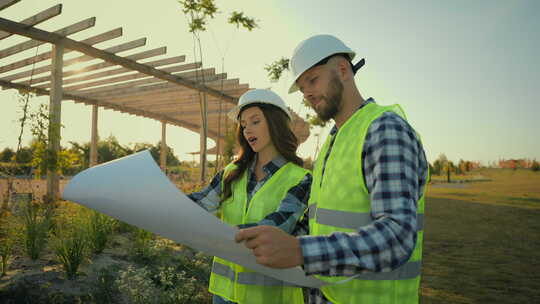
xmin=422 ymin=168 xmax=540 ymax=303
xmin=428 ymin=168 xmax=540 ymax=209
xmin=421 ymin=197 xmax=540 ymax=303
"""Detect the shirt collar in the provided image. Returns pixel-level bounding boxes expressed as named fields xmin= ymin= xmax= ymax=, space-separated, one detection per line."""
xmin=329 ymin=97 xmax=375 ymax=135
xmin=249 ymin=154 xmax=287 ymax=175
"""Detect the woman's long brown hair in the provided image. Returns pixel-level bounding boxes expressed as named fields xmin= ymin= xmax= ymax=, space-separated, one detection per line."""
xmin=221 ymin=103 xmax=303 ymax=202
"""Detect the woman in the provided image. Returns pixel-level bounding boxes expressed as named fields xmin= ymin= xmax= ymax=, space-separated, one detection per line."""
xmin=188 ymin=89 xmax=311 ymax=304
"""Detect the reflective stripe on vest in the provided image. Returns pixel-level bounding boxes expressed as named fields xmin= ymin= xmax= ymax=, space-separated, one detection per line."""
xmin=212 ymin=261 xmax=299 ymax=287
xmin=308 ymin=204 xmax=424 ymax=231
xmin=353 ymin=260 xmax=421 ymax=281
xmin=307 ymin=103 xmax=426 ymax=303
xmin=208 ymin=162 xmax=308 ymax=304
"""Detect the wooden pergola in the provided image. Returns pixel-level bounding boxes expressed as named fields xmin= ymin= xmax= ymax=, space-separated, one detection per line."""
xmin=0 ymin=0 xmax=310 ymax=200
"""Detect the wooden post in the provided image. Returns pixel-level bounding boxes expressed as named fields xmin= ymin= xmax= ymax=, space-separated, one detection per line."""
xmin=199 ymin=92 xmax=208 ymax=182
xmin=46 ymin=42 xmax=63 ymax=202
xmin=160 ymin=121 xmax=167 ymax=171
xmin=89 ymin=104 xmax=98 ymax=167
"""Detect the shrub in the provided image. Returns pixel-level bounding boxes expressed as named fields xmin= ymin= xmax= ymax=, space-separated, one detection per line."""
xmin=0 ymin=216 xmax=20 ymax=276
xmin=90 ymin=266 xmax=121 ymax=303
xmin=116 ymin=265 xmax=158 ymax=304
xmin=85 ymin=210 xmax=116 ymax=254
xmin=129 ymin=228 xmax=170 ymax=264
xmin=22 ymin=200 xmax=54 ymax=260
xmin=116 ymin=261 xmax=212 ymax=304
xmin=52 ymin=220 xmax=88 ymax=280
xmin=153 ymin=266 xmax=210 ymax=304
xmin=115 ymin=219 xmax=138 ymax=233
xmin=532 ymin=161 xmax=540 ymax=172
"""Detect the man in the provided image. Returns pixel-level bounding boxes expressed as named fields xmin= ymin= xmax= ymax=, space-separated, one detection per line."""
xmin=236 ymin=34 xmax=428 ymax=304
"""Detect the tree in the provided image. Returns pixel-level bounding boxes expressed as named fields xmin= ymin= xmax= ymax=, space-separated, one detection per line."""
xmin=14 ymin=147 xmax=33 ymax=164
xmin=68 ymin=142 xmax=90 ymax=169
xmin=221 ymin=126 xmax=236 ymax=166
xmin=434 ymin=153 xmax=454 ymax=182
xmin=98 ymin=136 xmax=130 ymax=163
xmin=532 ymin=160 xmax=540 ymax=172
xmin=177 ymin=0 xmax=258 ymax=182
xmin=0 ymin=148 xmax=15 ymax=162
xmin=148 ymin=141 xmax=181 ymax=167
xmin=265 ymin=57 xmax=289 ymax=82
xmin=445 ymin=161 xmax=454 ymax=183
xmin=432 ymin=160 xmax=442 ymax=176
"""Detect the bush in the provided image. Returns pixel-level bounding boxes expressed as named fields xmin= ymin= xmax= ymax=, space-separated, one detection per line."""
xmin=532 ymin=161 xmax=540 ymax=172
xmin=85 ymin=210 xmax=116 ymax=254
xmin=129 ymin=229 xmax=171 ymax=265
xmin=116 ymin=265 xmax=158 ymax=304
xmin=115 ymin=219 xmax=138 ymax=233
xmin=53 ymin=209 xmax=89 ymax=280
xmin=0 ymin=216 xmax=20 ymax=276
xmin=153 ymin=266 xmax=210 ymax=304
xmin=52 ymin=219 xmax=88 ymax=280
xmin=22 ymin=200 xmax=54 ymax=260
xmin=116 ymin=259 xmax=212 ymax=304
xmin=90 ymin=266 xmax=122 ymax=303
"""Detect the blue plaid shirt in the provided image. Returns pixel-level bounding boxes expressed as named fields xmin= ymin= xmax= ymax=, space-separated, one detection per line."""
xmin=295 ymin=99 xmax=428 ymax=304
xmin=188 ymin=155 xmax=312 ymax=233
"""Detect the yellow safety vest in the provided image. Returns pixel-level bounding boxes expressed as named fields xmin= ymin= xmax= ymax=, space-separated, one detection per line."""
xmin=308 ymin=102 xmax=426 ymax=304
xmin=209 ymin=161 xmax=308 ymax=304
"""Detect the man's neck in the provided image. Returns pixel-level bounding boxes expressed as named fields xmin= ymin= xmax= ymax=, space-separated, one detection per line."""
xmin=334 ymin=89 xmax=365 ymax=128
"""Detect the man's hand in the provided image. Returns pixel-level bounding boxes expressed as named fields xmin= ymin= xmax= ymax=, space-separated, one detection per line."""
xmin=235 ymin=225 xmax=303 ymax=269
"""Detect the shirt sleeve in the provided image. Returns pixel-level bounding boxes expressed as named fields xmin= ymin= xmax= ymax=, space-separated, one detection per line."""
xmin=239 ymin=173 xmax=312 ymax=234
xmin=299 ymin=112 xmax=428 ymax=276
xmin=187 ymin=170 xmax=224 ymax=214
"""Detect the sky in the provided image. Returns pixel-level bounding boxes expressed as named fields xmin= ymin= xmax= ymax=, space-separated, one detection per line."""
xmin=1 ymin=0 xmax=539 ymax=165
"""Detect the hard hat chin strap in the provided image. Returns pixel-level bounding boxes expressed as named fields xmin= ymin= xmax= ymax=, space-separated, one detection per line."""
xmin=352 ymin=58 xmax=365 ymax=75
xmin=313 ymin=54 xmax=365 ymax=75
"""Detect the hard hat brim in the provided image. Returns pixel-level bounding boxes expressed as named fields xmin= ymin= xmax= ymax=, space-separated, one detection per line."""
xmin=228 ymin=100 xmax=292 ymax=121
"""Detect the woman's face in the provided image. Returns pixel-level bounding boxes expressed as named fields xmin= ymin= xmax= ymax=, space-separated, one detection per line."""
xmin=240 ymin=106 xmax=273 ymax=153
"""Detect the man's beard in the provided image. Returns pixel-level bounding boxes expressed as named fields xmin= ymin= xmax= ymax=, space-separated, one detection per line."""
xmin=314 ymin=73 xmax=344 ymax=122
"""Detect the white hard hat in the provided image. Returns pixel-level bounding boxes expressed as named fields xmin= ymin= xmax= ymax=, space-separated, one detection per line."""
xmin=288 ymin=34 xmax=356 ymax=93
xmin=228 ymin=89 xmax=292 ymax=121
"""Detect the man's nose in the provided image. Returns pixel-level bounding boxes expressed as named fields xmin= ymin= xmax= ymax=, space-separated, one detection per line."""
xmin=303 ymin=91 xmax=316 ymax=105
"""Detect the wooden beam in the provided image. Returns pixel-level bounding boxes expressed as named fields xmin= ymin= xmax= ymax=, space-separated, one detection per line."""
xmin=6 ymin=37 xmax=146 ymax=82
xmin=126 ymin=86 xmax=248 ymax=108
xmin=95 ymin=76 xmax=234 ymax=102
xmin=59 ymin=61 xmax=197 ymax=91
xmin=13 ymin=46 xmax=166 ymax=86
xmin=46 ymin=42 xmax=63 ymax=201
xmin=0 ymin=4 xmax=62 ymax=40
xmin=0 ymin=17 xmax=239 ymax=103
xmin=79 ymin=70 xmax=221 ymax=97
xmin=160 ymin=122 xmax=166 ymax=171
xmin=0 ymin=27 xmax=122 ymax=74
xmin=137 ymin=98 xmax=231 ymax=111
xmin=90 ymin=105 xmax=98 ymax=167
xmin=156 ymin=109 xmax=228 ymax=116
xmin=0 ymin=79 xmax=223 ymax=140
xmin=37 ymin=57 xmax=192 ymax=90
xmin=39 ymin=58 xmax=194 ymax=90
xmin=0 ymin=0 xmax=20 ymax=11
xmin=0 ymin=17 xmax=96 ymax=60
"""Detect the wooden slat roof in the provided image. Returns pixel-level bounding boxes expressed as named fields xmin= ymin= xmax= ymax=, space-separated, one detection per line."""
xmin=0 ymin=2 xmax=310 ymax=155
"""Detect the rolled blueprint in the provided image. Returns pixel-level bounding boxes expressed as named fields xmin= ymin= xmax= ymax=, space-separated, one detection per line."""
xmin=63 ymin=150 xmax=325 ymax=288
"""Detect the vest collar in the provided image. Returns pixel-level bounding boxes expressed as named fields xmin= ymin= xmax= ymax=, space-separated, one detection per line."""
xmin=249 ymin=154 xmax=287 ymax=176
xmin=329 ymin=97 xmax=376 ymax=135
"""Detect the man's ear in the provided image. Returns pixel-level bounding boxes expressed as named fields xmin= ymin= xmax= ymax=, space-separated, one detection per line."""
xmin=335 ymin=56 xmax=352 ymax=81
